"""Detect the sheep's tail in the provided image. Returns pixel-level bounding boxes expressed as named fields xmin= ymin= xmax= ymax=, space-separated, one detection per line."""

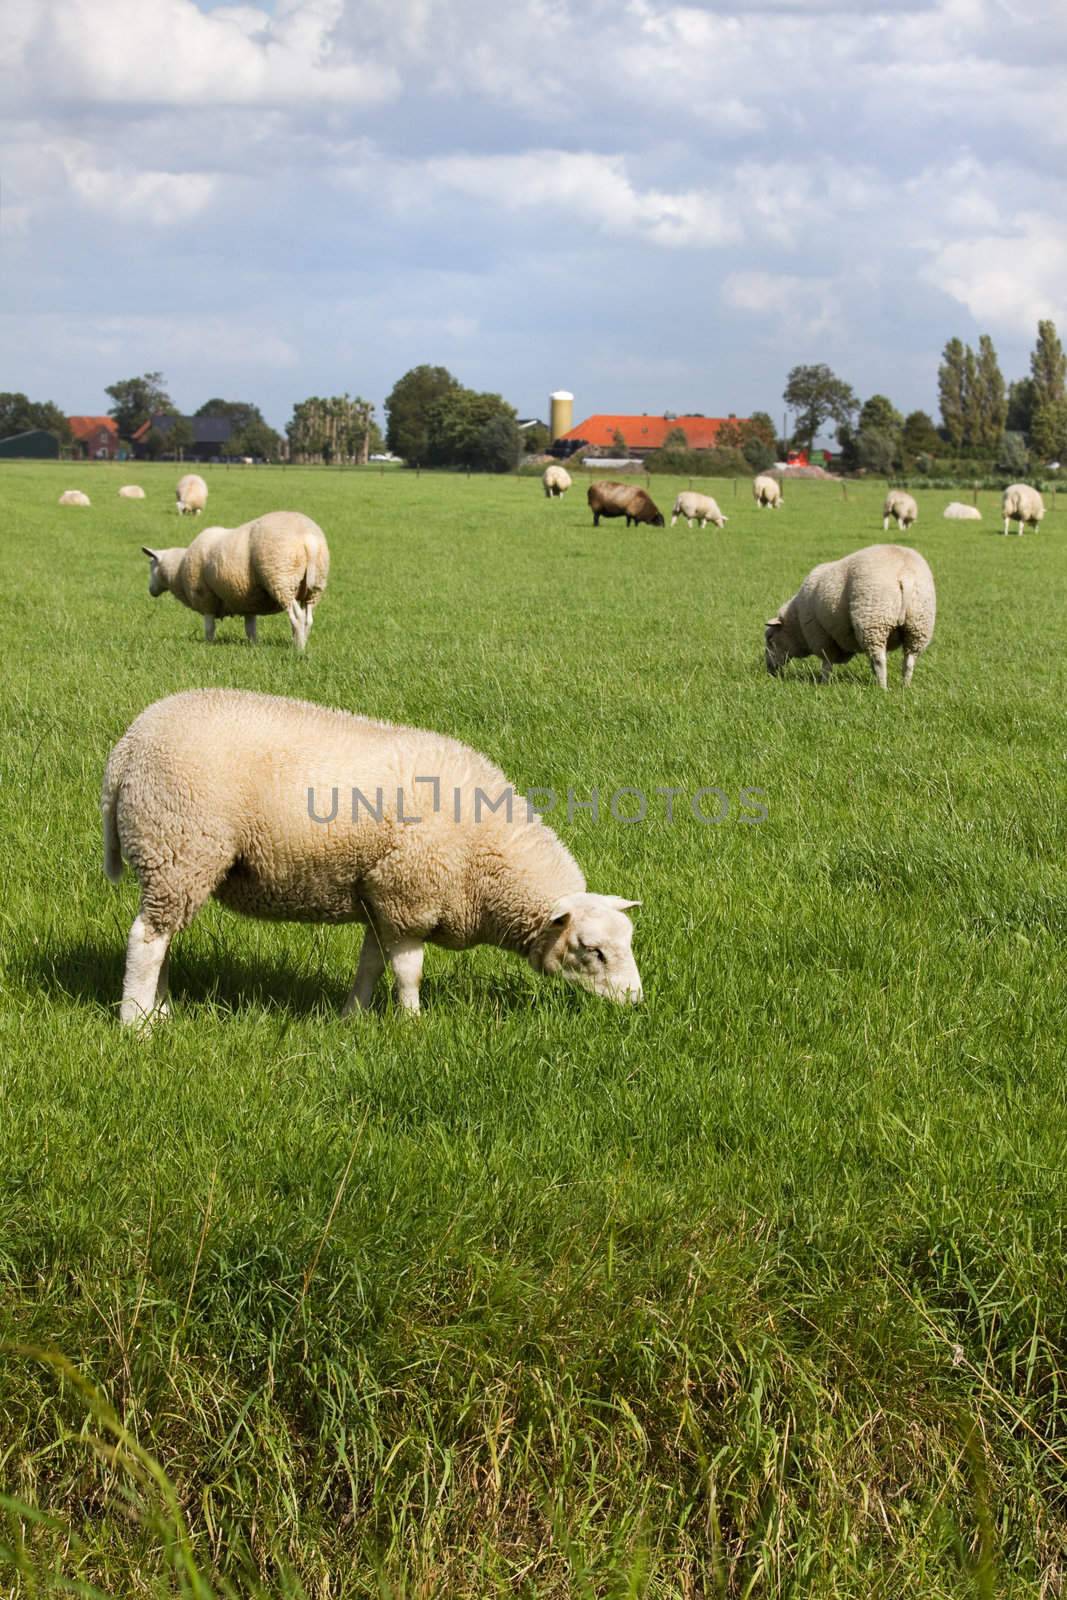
xmin=305 ymin=542 xmax=318 ymax=596
xmin=896 ymin=568 xmax=915 ymax=627
xmin=101 ymin=760 xmax=124 ymax=883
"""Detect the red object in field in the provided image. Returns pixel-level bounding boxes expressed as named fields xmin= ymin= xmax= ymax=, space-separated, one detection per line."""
xmin=786 ymin=448 xmax=809 ymax=467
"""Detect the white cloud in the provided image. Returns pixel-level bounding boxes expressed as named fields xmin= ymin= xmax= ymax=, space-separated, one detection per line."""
xmin=921 ymin=213 xmax=1067 ymax=332
xmin=722 ymin=270 xmax=839 ymax=338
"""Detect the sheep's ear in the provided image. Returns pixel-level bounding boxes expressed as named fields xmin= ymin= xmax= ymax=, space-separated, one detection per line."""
xmin=141 ymin=546 xmax=159 ymax=561
xmin=765 ymin=616 xmax=782 ymax=629
xmin=548 ymin=894 xmax=581 ymax=927
xmin=608 ymin=897 xmax=641 ymax=913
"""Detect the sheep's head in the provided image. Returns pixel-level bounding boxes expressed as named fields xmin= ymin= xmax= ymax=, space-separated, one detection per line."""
xmin=533 ymin=893 xmax=642 ymax=1004
xmin=764 ymin=614 xmax=790 ymax=675
xmin=650 ymin=512 xmax=665 ymax=527
xmin=141 ymin=547 xmax=180 ymax=597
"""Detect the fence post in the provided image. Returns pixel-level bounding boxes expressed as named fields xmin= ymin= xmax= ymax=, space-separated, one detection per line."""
xmin=842 ymin=480 xmax=848 ymax=501
xmin=973 ymin=481 xmax=978 ymax=506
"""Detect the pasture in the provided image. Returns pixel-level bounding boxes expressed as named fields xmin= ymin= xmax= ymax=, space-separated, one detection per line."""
xmin=1 ymin=459 xmax=1065 ymax=1597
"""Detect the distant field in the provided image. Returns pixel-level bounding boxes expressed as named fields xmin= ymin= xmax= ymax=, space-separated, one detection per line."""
xmin=2 ymin=459 xmax=1066 ymax=1597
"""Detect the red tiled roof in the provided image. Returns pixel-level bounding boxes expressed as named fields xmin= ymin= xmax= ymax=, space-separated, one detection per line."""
xmin=558 ymin=414 xmax=745 ymax=450
xmin=68 ymin=415 xmax=118 ymax=440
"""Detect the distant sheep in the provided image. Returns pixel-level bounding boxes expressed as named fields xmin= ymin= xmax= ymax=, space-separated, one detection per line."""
xmin=764 ymin=543 xmax=936 ymax=690
xmin=671 ymin=491 xmax=727 ymax=529
xmin=753 ymin=474 xmax=782 ymax=510
xmin=543 ymin=464 xmax=572 ymax=498
xmin=883 ymin=489 xmax=918 ymax=532
xmin=102 ymin=688 xmax=643 ymax=1026
xmin=118 ymin=485 xmax=146 ymax=500
xmin=587 ymin=481 xmax=665 ymax=528
xmin=944 ymin=502 xmax=982 ymax=521
xmin=58 ymin=490 xmax=90 ymax=507
xmin=176 ymin=473 xmax=208 ymax=516
xmin=1001 ymin=483 xmax=1044 ymax=536
xmin=142 ymin=510 xmax=330 ymax=650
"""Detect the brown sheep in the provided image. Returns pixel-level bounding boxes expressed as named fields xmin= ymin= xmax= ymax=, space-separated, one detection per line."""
xmin=587 ymin=480 xmax=665 ymax=528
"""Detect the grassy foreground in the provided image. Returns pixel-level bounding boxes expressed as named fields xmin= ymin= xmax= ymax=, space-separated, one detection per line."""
xmin=1 ymin=459 xmax=1065 ymax=1597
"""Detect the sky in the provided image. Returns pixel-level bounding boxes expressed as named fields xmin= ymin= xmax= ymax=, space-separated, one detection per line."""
xmin=2 ymin=0 xmax=1066 ymax=433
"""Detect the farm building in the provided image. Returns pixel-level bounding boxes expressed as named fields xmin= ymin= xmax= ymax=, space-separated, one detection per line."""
xmin=132 ymin=413 xmax=235 ymax=461
xmin=69 ymin=416 xmax=120 ymax=459
xmin=552 ymin=413 xmax=749 ymax=459
xmin=0 ymin=429 xmax=60 ymax=459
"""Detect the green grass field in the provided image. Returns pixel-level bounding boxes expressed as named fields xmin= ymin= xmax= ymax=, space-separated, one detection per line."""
xmin=2 ymin=459 xmax=1065 ymax=1597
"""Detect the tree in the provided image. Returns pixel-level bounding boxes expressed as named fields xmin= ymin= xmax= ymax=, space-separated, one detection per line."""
xmin=661 ymin=427 xmax=688 ymax=452
xmin=1006 ymin=378 xmax=1035 ymax=437
xmin=1029 ymin=320 xmax=1066 ymax=410
xmin=0 ymin=392 xmax=72 ymax=443
xmin=783 ymin=364 xmax=857 ymax=452
xmin=385 ymin=366 xmax=459 ymax=462
xmin=287 ymin=395 xmax=376 ymax=463
xmin=715 ymin=417 xmax=743 ymax=449
xmin=612 ymin=428 xmax=628 ymax=454
xmin=1030 ymin=399 xmax=1067 ymax=463
xmin=522 ymin=422 xmax=550 ymax=455
xmin=961 ymin=345 xmax=982 ymax=453
xmin=856 ymin=429 xmax=897 ymax=474
xmin=972 ymin=335 xmax=1006 ymax=450
xmin=472 ymin=413 xmax=522 ymax=473
xmin=996 ymin=432 xmax=1029 ymax=474
xmin=901 ymin=411 xmax=942 ymax=461
xmin=230 ymin=418 xmax=282 ymax=461
xmin=425 ymin=387 xmax=519 ymax=469
xmin=194 ymin=398 xmax=266 ymax=432
xmin=167 ymin=417 xmax=196 ymax=459
xmin=105 ymin=372 xmax=172 ymax=440
xmin=140 ymin=427 xmax=170 ymax=461
xmin=857 ymin=394 xmax=903 ymax=438
xmin=938 ymin=338 xmax=967 ymax=450
xmin=740 ymin=411 xmax=777 ymax=470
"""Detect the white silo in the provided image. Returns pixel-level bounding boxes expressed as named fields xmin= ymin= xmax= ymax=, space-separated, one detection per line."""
xmin=549 ymin=390 xmax=574 ymax=444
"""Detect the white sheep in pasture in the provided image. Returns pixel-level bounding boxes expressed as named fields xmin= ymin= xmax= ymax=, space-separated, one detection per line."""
xmin=671 ymin=491 xmax=727 ymax=529
xmin=119 ymin=485 xmax=146 ymax=500
xmin=764 ymin=543 xmax=936 ymax=690
xmin=59 ymin=490 xmax=90 ymax=507
xmin=1001 ymin=483 xmax=1044 ymax=535
xmin=141 ymin=510 xmax=330 ymax=649
xmin=753 ymin=474 xmax=782 ymax=509
xmin=176 ymin=473 xmax=208 ymax=516
xmin=943 ymin=502 xmax=981 ymax=521
xmin=102 ymin=689 xmax=643 ymax=1027
xmin=543 ymin=464 xmax=572 ymax=498
xmin=883 ymin=489 xmax=918 ymax=532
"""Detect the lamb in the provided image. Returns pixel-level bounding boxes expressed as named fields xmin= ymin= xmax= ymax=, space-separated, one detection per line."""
xmin=883 ymin=489 xmax=918 ymax=532
xmin=102 ymin=688 xmax=643 ymax=1026
xmin=119 ymin=485 xmax=146 ymax=500
xmin=543 ymin=464 xmax=572 ymax=498
xmin=943 ymin=502 xmax=981 ymax=521
xmin=753 ymin=474 xmax=782 ymax=510
xmin=141 ymin=509 xmax=330 ymax=650
xmin=587 ymin=481 xmax=665 ymax=528
xmin=58 ymin=490 xmax=90 ymax=507
xmin=764 ymin=543 xmax=936 ymax=690
xmin=176 ymin=473 xmax=208 ymax=516
xmin=1001 ymin=483 xmax=1044 ymax=536
xmin=671 ymin=491 xmax=727 ymax=529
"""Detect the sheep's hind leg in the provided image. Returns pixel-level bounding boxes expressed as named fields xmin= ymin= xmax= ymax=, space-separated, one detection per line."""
xmin=203 ymin=615 xmax=217 ymax=643
xmin=389 ymin=939 xmax=424 ymax=1014
xmin=819 ymin=656 xmax=834 ymax=684
xmin=342 ymin=927 xmax=386 ymax=1016
xmin=244 ymin=615 xmax=257 ymax=644
xmin=120 ymin=914 xmax=173 ymax=1029
xmin=902 ymin=649 xmax=918 ymax=687
xmin=869 ymin=645 xmax=889 ymax=690
xmin=287 ymin=598 xmax=308 ymax=651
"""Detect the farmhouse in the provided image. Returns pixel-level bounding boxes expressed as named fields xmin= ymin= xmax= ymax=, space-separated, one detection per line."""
xmin=552 ymin=413 xmax=749 ymax=459
xmin=132 ymin=413 xmax=235 ymax=461
xmin=69 ymin=416 xmax=120 ymax=459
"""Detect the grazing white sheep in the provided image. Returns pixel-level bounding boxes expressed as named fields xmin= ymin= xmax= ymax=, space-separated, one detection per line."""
xmin=943 ymin=502 xmax=982 ymax=521
xmin=141 ymin=510 xmax=330 ymax=650
xmin=102 ymin=688 xmax=643 ymax=1026
xmin=118 ymin=485 xmax=146 ymax=500
xmin=753 ymin=474 xmax=782 ymax=509
xmin=671 ymin=491 xmax=727 ymax=529
xmin=176 ymin=473 xmax=208 ymax=516
xmin=543 ymin=464 xmax=572 ymax=498
xmin=883 ymin=489 xmax=918 ymax=532
xmin=58 ymin=490 xmax=90 ymax=507
xmin=764 ymin=543 xmax=936 ymax=690
xmin=1001 ymin=483 xmax=1044 ymax=536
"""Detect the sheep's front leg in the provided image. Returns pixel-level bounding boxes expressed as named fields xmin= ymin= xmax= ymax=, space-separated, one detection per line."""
xmin=389 ymin=939 xmax=424 ymax=1014
xmin=902 ymin=649 xmax=918 ymax=687
xmin=819 ymin=656 xmax=834 ymax=684
xmin=244 ymin=615 xmax=258 ymax=644
xmin=120 ymin=914 xmax=173 ymax=1028
xmin=342 ymin=928 xmax=386 ymax=1016
xmin=869 ymin=646 xmax=889 ymax=690
xmin=203 ymin=615 xmax=217 ymax=643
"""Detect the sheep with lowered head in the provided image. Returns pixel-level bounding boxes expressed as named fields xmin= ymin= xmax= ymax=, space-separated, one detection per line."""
xmin=59 ymin=490 xmax=90 ymax=507
xmin=142 ymin=509 xmax=330 ymax=649
xmin=587 ymin=481 xmax=665 ymax=527
xmin=1001 ymin=483 xmax=1044 ymax=535
xmin=543 ymin=464 xmax=572 ymax=498
xmin=671 ymin=491 xmax=727 ymax=529
xmin=944 ymin=502 xmax=981 ymax=521
xmin=102 ymin=688 xmax=643 ymax=1026
xmin=753 ymin=474 xmax=782 ymax=510
xmin=883 ymin=489 xmax=918 ymax=532
xmin=764 ymin=543 xmax=936 ymax=690
xmin=176 ymin=473 xmax=208 ymax=516
xmin=119 ymin=485 xmax=146 ymax=500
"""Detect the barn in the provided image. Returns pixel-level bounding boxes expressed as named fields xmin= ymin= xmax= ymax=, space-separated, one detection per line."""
xmin=0 ymin=429 xmax=60 ymax=459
